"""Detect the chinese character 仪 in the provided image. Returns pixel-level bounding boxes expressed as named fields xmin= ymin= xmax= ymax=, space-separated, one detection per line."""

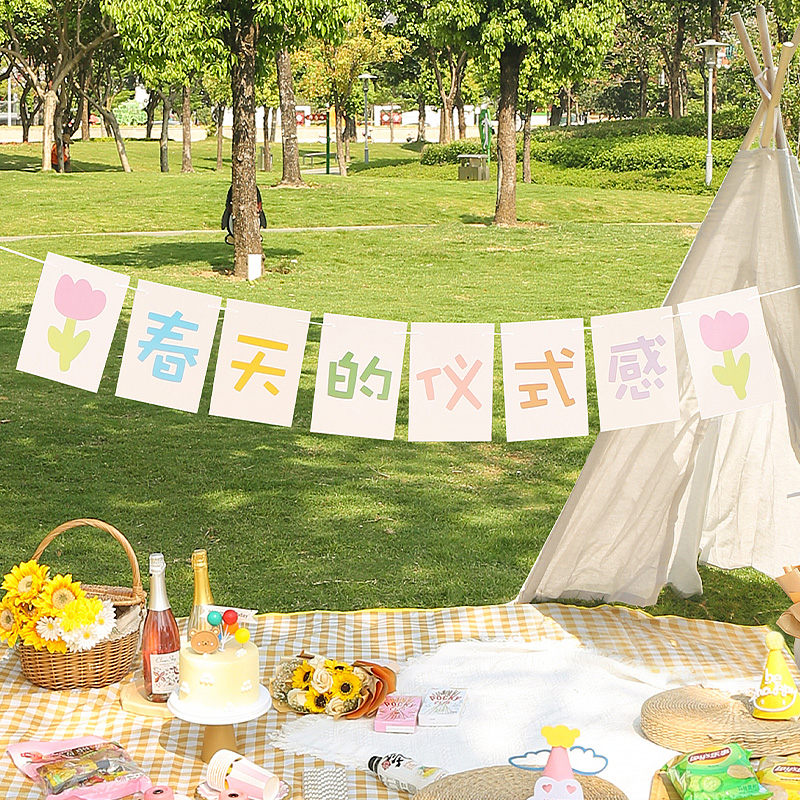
xmin=515 ymin=348 xmax=576 ymax=409
xmin=416 ymin=353 xmax=483 ymax=410
xmin=138 ymin=310 xmax=199 ymax=382
xmin=328 ymin=352 xmax=392 ymax=400
xmin=609 ymin=334 xmax=667 ymax=400
xmin=231 ymin=334 xmax=288 ymax=395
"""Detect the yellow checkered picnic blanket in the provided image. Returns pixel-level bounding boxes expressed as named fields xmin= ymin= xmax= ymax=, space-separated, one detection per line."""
xmin=0 ymin=603 xmax=776 ymax=798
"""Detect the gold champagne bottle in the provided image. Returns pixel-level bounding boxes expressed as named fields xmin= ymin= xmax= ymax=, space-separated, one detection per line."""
xmin=187 ymin=548 xmax=214 ymax=641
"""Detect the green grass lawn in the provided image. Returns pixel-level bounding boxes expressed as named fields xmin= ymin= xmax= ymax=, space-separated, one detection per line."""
xmin=0 ymin=136 xmax=789 ymax=632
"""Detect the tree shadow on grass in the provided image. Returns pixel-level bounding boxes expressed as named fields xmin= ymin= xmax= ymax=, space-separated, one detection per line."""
xmin=460 ymin=213 xmax=493 ymax=226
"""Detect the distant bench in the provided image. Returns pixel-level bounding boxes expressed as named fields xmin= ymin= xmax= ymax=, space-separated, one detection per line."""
xmin=302 ymin=151 xmax=329 ymax=166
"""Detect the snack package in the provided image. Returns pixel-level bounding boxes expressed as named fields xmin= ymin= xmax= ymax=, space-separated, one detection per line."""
xmin=664 ymin=744 xmax=772 ymax=800
xmin=757 ymin=754 xmax=800 ymax=799
xmin=7 ymin=736 xmax=152 ymax=800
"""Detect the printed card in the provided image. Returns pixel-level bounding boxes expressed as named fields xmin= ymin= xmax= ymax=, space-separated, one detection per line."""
xmin=679 ymin=287 xmax=778 ymax=419
xmin=501 ymin=319 xmax=588 ymax=441
xmin=17 ymin=253 xmax=130 ymax=392
xmin=592 ymin=306 xmax=680 ymax=431
xmin=418 ymin=688 xmax=466 ymax=727
xmin=310 ymin=313 xmax=407 ymax=440
xmin=209 ymin=300 xmax=310 ymax=427
xmin=374 ymin=695 xmax=422 ymax=733
xmin=408 ymin=322 xmax=494 ymax=442
xmin=116 ymin=280 xmax=221 ymax=413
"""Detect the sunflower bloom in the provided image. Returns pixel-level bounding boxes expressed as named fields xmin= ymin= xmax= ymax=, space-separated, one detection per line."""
xmin=60 ymin=596 xmax=101 ymax=632
xmin=304 ymin=689 xmax=329 ymax=713
xmin=2 ymin=560 xmax=49 ymax=606
xmin=332 ymin=670 xmax=362 ymax=701
xmin=35 ymin=574 xmax=85 ymax=615
xmin=291 ymin=662 xmax=314 ymax=689
xmin=0 ymin=599 xmax=20 ymax=647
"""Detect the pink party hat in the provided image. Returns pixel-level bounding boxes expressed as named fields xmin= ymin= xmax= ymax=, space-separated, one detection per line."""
xmin=541 ymin=726 xmax=580 ymax=779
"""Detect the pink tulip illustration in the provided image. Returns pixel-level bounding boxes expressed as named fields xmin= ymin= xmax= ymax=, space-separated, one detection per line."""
xmin=699 ymin=310 xmax=750 ymax=400
xmin=47 ymin=275 xmax=107 ymax=371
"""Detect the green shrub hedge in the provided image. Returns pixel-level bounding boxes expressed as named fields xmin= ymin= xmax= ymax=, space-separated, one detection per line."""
xmin=421 ymin=139 xmax=488 ymax=165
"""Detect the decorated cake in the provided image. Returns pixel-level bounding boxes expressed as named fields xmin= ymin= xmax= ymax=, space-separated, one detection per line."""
xmin=177 ymin=608 xmax=261 ymax=713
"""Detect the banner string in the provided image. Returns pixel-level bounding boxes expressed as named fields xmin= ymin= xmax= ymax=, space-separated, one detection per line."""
xmin=0 ymin=245 xmax=45 ymax=264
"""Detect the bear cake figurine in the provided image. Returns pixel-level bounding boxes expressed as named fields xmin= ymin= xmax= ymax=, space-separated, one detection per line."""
xmin=527 ymin=725 xmax=584 ymax=800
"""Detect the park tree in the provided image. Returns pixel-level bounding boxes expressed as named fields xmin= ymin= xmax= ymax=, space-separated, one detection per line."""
xmin=0 ymin=0 xmax=117 ymax=171
xmin=296 ymin=14 xmax=406 ymax=176
xmin=429 ymin=0 xmax=618 ymax=224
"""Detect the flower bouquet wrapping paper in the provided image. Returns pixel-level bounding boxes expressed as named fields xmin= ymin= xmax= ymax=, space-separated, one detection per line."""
xmin=269 ymin=651 xmax=396 ymax=719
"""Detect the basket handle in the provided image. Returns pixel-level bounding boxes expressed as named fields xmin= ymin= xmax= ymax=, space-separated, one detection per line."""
xmin=32 ymin=518 xmax=143 ymax=594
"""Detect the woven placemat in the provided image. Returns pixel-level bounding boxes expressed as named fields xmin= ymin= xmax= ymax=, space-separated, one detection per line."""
xmin=415 ymin=765 xmax=627 ymax=800
xmin=641 ymin=685 xmax=800 ymax=756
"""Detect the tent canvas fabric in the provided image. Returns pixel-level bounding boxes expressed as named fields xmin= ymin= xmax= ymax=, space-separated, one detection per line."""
xmin=516 ymin=146 xmax=800 ymax=607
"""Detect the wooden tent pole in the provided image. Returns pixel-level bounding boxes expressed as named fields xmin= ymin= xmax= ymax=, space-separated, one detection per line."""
xmin=741 ymin=101 xmax=767 ymax=152
xmin=732 ymin=13 xmax=770 ymax=105
xmin=760 ymin=42 xmax=796 ymax=148
xmin=755 ymin=6 xmax=780 ymax=146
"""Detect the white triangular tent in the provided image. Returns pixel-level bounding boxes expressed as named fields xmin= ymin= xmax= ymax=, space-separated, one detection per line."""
xmin=516 ymin=9 xmax=800 ymax=607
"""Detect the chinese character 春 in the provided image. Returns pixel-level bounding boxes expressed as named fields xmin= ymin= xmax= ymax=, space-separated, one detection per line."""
xmin=230 ymin=334 xmax=288 ymax=395
xmin=137 ymin=310 xmax=199 ymax=382
xmin=608 ymin=334 xmax=667 ymax=400
xmin=416 ymin=353 xmax=483 ymax=410
xmin=328 ymin=352 xmax=392 ymax=400
xmin=514 ymin=348 xmax=576 ymax=409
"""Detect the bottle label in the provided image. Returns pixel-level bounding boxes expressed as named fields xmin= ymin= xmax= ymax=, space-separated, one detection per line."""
xmin=149 ymin=651 xmax=180 ymax=694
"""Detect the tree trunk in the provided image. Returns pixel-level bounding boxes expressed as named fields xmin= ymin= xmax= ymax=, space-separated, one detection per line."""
xmin=389 ymin=102 xmax=395 ymax=143
xmin=20 ymin=85 xmax=37 ymax=144
xmin=549 ymin=88 xmax=566 ymax=127
xmin=334 ymin=97 xmax=348 ymax=176
xmin=663 ymin=12 xmax=686 ymax=120
xmin=181 ymin=84 xmax=193 ymax=172
xmin=710 ymin=0 xmax=729 ymax=112
xmin=216 ymin=104 xmax=224 ymax=170
xmin=231 ymin=12 xmax=263 ymax=278
xmin=522 ymin=99 xmax=533 ymax=184
xmin=276 ymin=49 xmax=303 ymax=187
xmin=262 ymin=105 xmax=271 ymax=171
xmin=145 ymin=92 xmax=158 ymax=138
xmin=495 ymin=43 xmax=525 ymax=226
xmin=99 ymin=106 xmax=132 ymax=172
xmin=80 ymin=70 xmax=91 ymax=141
xmin=417 ymin=93 xmax=426 ymax=141
xmin=456 ymin=95 xmax=466 ymax=139
xmin=159 ymin=90 xmax=174 ymax=172
xmin=638 ymin=64 xmax=649 ymax=118
xmin=41 ymin=89 xmax=57 ymax=172
xmin=269 ymin=106 xmax=277 ymax=141
xmin=54 ymin=100 xmax=66 ymax=173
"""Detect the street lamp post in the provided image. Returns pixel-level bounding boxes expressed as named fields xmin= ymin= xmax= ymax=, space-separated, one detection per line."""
xmin=358 ymin=73 xmax=376 ymax=164
xmin=697 ymin=39 xmax=726 ymax=186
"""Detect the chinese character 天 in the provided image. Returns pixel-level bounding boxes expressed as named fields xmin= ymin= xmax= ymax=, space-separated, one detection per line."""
xmin=608 ymin=334 xmax=667 ymax=400
xmin=137 ymin=310 xmax=199 ymax=382
xmin=230 ymin=334 xmax=288 ymax=395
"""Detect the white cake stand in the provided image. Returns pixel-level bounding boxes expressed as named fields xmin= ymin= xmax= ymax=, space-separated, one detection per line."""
xmin=168 ymin=685 xmax=272 ymax=762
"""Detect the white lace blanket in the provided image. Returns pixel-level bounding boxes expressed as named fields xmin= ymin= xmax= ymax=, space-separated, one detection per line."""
xmin=270 ymin=638 xmax=748 ymax=798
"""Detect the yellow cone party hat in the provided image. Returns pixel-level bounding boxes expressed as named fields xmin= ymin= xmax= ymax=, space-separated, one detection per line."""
xmin=752 ymin=631 xmax=800 ymax=720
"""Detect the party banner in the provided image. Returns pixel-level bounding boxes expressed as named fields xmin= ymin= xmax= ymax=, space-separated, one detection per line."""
xmin=408 ymin=322 xmax=494 ymax=442
xmin=209 ymin=300 xmax=310 ymax=427
xmin=679 ymin=287 xmax=778 ymax=418
xmin=500 ymin=319 xmax=588 ymax=442
xmin=310 ymin=313 xmax=407 ymax=440
xmin=592 ymin=307 xmax=680 ymax=431
xmin=116 ymin=280 xmax=221 ymax=413
xmin=17 ymin=253 xmax=130 ymax=392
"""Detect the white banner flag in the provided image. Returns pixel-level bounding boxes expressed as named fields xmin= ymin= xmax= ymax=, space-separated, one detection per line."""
xmin=209 ymin=300 xmax=310 ymax=427
xmin=408 ymin=322 xmax=494 ymax=442
xmin=679 ymin=287 xmax=778 ymax=419
xmin=310 ymin=313 xmax=407 ymax=440
xmin=116 ymin=280 xmax=221 ymax=413
xmin=592 ymin=307 xmax=680 ymax=431
xmin=500 ymin=319 xmax=588 ymax=441
xmin=17 ymin=253 xmax=130 ymax=392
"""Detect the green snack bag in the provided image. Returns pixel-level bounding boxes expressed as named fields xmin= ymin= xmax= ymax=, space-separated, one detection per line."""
xmin=665 ymin=743 xmax=772 ymax=800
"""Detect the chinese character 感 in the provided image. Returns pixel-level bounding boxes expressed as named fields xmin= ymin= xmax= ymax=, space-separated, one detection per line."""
xmin=230 ymin=334 xmax=288 ymax=395
xmin=137 ymin=310 xmax=199 ymax=382
xmin=608 ymin=334 xmax=667 ymax=400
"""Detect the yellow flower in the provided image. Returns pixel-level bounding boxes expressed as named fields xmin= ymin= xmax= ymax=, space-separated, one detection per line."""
xmin=303 ymin=689 xmax=330 ymax=713
xmin=59 ymin=596 xmax=101 ymax=632
xmin=325 ymin=659 xmax=352 ymax=672
xmin=35 ymin=574 xmax=85 ymax=615
xmin=0 ymin=598 xmax=21 ymax=647
xmin=291 ymin=661 xmax=314 ymax=689
xmin=2 ymin=560 xmax=49 ymax=606
xmin=332 ymin=670 xmax=362 ymax=701
xmin=20 ymin=616 xmax=67 ymax=654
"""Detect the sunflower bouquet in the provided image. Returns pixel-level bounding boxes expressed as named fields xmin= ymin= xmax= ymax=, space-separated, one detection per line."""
xmin=0 ymin=559 xmax=117 ymax=654
xmin=269 ymin=652 xmax=396 ymax=719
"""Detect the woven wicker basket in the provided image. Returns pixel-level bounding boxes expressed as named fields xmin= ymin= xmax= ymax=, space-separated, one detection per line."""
xmin=16 ymin=518 xmax=147 ymax=690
